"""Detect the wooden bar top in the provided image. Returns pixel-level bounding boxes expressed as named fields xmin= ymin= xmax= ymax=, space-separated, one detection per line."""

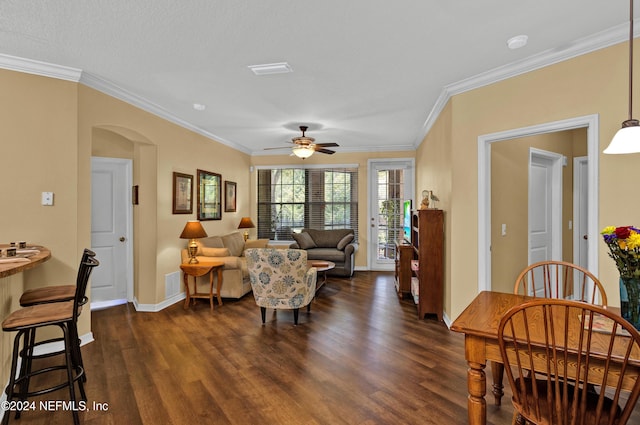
xmin=0 ymin=245 xmax=51 ymax=279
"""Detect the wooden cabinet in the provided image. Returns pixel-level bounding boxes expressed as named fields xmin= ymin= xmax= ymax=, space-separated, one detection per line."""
xmin=411 ymin=209 xmax=444 ymax=321
xmin=394 ymin=240 xmax=413 ymax=298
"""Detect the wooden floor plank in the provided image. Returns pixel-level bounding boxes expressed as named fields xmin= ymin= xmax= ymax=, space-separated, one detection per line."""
xmin=3 ymin=271 xmax=639 ymax=424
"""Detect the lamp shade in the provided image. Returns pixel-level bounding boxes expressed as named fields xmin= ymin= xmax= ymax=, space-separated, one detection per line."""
xmin=179 ymin=220 xmax=208 ymax=239
xmin=604 ymin=124 xmax=640 ymax=154
xmin=238 ymin=217 xmax=256 ymax=229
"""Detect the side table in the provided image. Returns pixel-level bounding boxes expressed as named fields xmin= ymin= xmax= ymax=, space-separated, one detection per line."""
xmin=180 ymin=262 xmax=224 ymax=311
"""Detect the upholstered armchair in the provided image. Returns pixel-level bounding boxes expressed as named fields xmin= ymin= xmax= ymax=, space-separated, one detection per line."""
xmin=244 ymin=248 xmax=317 ymax=325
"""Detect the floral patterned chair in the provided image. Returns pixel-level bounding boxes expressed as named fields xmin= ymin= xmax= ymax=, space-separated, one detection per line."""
xmin=245 ymin=248 xmax=317 ymax=325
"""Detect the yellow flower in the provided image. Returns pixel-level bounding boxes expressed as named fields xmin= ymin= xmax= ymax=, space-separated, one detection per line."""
xmin=628 ymin=233 xmax=640 ymax=250
xmin=601 ymin=226 xmax=616 ymax=235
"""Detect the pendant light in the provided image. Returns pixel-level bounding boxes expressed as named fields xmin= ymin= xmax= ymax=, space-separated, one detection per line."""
xmin=604 ymin=0 xmax=640 ymax=154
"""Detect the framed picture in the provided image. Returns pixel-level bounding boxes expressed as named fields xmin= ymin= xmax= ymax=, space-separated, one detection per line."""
xmin=225 ymin=181 xmax=237 ymax=212
xmin=197 ymin=169 xmax=222 ymax=220
xmin=172 ymin=172 xmax=193 ymax=214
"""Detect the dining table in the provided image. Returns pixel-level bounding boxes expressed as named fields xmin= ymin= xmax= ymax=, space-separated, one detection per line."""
xmin=450 ymin=290 xmax=638 ymax=425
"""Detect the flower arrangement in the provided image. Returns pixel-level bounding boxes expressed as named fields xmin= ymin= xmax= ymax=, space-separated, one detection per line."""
xmin=601 ymin=226 xmax=640 ymax=279
xmin=602 ymin=226 xmax=640 ymax=329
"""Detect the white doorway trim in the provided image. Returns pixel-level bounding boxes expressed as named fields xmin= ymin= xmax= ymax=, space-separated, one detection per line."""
xmin=477 ymin=114 xmax=599 ymax=292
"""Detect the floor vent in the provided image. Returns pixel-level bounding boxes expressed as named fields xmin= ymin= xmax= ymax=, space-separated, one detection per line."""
xmin=165 ymin=271 xmax=181 ymax=298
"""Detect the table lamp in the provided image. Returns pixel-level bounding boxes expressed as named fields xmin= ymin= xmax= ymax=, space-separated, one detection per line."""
xmin=180 ymin=220 xmax=208 ymax=264
xmin=237 ymin=217 xmax=256 ymax=241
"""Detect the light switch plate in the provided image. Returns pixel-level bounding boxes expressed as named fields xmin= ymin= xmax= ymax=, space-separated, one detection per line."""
xmin=42 ymin=192 xmax=54 ymax=206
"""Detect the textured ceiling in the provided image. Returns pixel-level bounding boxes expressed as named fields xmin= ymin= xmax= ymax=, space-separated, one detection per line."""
xmin=0 ymin=0 xmax=633 ymax=155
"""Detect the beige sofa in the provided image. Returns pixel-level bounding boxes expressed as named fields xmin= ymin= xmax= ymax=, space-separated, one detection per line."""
xmin=180 ymin=231 xmax=269 ymax=299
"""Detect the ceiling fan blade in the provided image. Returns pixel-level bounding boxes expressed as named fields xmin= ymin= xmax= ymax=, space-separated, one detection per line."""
xmin=314 ymin=142 xmax=339 ymax=148
xmin=264 ymin=146 xmax=292 ymax=150
xmin=315 ymin=148 xmax=336 ymax=155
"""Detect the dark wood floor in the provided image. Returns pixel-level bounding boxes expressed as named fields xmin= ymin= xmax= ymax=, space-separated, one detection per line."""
xmin=5 ymin=272 xmax=638 ymax=424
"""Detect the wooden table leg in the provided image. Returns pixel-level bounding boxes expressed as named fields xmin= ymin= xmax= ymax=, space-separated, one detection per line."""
xmin=208 ymin=269 xmax=214 ymax=311
xmin=490 ymin=361 xmax=504 ymax=406
xmin=465 ymin=335 xmax=487 ymax=425
xmin=183 ymin=273 xmax=191 ymax=309
xmin=215 ymin=266 xmax=223 ymax=306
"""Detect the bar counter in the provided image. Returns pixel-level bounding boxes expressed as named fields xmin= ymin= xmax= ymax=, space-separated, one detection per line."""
xmin=0 ymin=244 xmax=51 ymax=397
xmin=0 ymin=245 xmax=51 ymax=278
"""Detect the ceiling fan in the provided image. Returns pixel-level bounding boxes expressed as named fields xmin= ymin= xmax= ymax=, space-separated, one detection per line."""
xmin=264 ymin=126 xmax=339 ymax=159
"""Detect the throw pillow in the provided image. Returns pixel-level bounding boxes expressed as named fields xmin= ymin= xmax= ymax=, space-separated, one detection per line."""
xmin=195 ymin=236 xmax=224 ymax=255
xmin=200 ymin=247 xmax=230 ymax=257
xmin=336 ymin=234 xmax=354 ymax=250
xmin=292 ymin=232 xmax=317 ymax=250
xmin=222 ymin=232 xmax=245 ymax=257
xmin=242 ymin=239 xmax=269 ymax=256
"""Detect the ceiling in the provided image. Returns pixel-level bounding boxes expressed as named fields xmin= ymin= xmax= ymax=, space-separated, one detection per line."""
xmin=0 ymin=1 xmax=634 ymax=155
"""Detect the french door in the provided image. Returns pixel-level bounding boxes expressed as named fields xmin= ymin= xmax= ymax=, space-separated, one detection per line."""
xmin=368 ymin=159 xmax=414 ymax=271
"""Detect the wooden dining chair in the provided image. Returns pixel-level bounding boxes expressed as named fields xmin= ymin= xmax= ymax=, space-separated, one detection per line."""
xmin=513 ymin=260 xmax=608 ymax=305
xmin=498 ymin=298 xmax=640 ymax=425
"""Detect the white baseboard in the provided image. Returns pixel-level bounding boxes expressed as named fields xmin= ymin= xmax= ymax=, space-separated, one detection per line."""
xmin=133 ymin=292 xmax=185 ymax=312
xmin=90 ymin=299 xmax=127 ymax=311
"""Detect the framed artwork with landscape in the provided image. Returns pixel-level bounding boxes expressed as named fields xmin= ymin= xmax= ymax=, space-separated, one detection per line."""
xmin=225 ymin=181 xmax=237 ymax=212
xmin=172 ymin=172 xmax=193 ymax=214
xmin=197 ymin=169 xmax=222 ymax=220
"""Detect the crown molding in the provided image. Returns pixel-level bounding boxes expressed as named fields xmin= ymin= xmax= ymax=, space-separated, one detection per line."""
xmin=0 ymin=53 xmax=81 ymax=81
xmin=0 ymin=20 xmax=631 ymax=156
xmin=79 ymin=72 xmax=252 ymax=154
xmin=413 ymin=22 xmax=631 ymax=148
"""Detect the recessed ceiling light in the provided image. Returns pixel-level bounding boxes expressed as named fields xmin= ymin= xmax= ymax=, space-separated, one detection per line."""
xmin=507 ymin=35 xmax=528 ymax=50
xmin=248 ymin=62 xmax=293 ymax=76
xmin=193 ymin=103 xmax=206 ymax=111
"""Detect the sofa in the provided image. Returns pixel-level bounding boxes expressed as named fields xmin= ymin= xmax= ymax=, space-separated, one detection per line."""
xmin=180 ymin=231 xmax=270 ymax=299
xmin=289 ymin=228 xmax=358 ymax=277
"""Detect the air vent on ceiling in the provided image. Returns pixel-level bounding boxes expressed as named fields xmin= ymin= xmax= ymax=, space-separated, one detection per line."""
xmin=248 ymin=62 xmax=293 ymax=76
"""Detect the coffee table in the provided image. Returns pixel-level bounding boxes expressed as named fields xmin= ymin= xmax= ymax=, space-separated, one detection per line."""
xmin=308 ymin=260 xmax=335 ymax=292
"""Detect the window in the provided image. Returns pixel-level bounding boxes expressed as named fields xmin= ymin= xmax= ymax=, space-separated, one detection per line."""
xmin=257 ymin=166 xmax=358 ymax=241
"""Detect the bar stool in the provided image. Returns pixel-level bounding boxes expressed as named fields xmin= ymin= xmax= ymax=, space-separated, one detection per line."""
xmin=18 ymin=249 xmax=95 ymax=383
xmin=1 ymin=256 xmax=98 ymax=425
xmin=20 ymin=248 xmax=95 ymax=307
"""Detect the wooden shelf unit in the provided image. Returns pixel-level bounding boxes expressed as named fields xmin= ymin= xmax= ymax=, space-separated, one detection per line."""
xmin=410 ymin=209 xmax=444 ymax=321
xmin=394 ymin=240 xmax=414 ymax=298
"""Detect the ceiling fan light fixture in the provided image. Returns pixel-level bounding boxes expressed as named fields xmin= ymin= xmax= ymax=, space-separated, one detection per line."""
xmin=292 ymin=146 xmax=314 ymax=159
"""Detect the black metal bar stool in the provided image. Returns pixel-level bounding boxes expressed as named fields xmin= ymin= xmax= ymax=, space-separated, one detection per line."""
xmin=18 ymin=249 xmax=96 ymax=383
xmin=1 ymin=255 xmax=98 ymax=425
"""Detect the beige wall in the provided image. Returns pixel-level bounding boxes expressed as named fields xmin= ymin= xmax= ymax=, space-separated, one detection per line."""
xmin=422 ymin=41 xmax=635 ymax=320
xmin=415 ymin=101 xmax=453 ymax=319
xmin=0 ymin=69 xmax=80 ymax=386
xmin=78 ymin=85 xmax=253 ymax=306
xmin=490 ymin=129 xmax=586 ymax=293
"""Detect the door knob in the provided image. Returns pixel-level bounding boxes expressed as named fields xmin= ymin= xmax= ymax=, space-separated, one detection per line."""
xmin=583 ymin=235 xmax=588 ymax=240
xmin=119 ymin=237 xmax=126 ymax=242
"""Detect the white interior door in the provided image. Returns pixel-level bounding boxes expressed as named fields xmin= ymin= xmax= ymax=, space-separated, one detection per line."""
xmin=528 ymin=148 xmax=563 ymax=297
xmin=91 ymin=157 xmax=132 ymax=308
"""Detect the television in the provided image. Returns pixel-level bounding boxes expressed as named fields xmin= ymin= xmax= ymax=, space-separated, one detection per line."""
xmin=403 ymin=199 xmax=412 ymax=243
